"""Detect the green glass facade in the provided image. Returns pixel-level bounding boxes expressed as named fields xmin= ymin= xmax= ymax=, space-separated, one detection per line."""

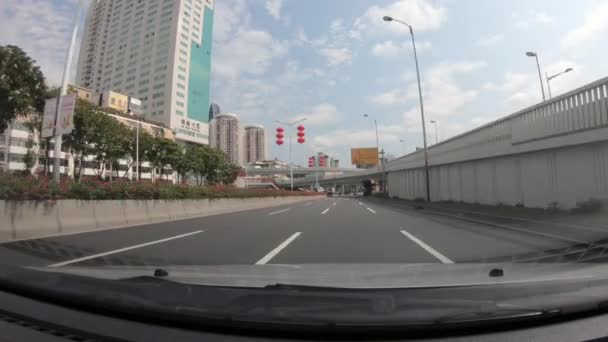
xmin=187 ymin=5 xmax=214 ymax=123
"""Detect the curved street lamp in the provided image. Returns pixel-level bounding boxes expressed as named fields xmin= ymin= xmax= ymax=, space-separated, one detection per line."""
xmin=525 ymin=51 xmax=546 ymax=101
xmin=546 ymin=68 xmax=573 ymax=99
xmin=383 ymin=15 xmax=431 ymax=202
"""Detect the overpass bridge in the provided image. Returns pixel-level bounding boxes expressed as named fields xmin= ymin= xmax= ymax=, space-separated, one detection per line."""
xmin=283 ymin=76 xmax=608 ymax=209
xmin=244 ymin=167 xmax=362 ymax=176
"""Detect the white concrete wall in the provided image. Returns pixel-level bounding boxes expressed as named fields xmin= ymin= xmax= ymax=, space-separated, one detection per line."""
xmin=387 ymin=141 xmax=608 ymax=209
xmin=0 ymin=195 xmax=322 ymax=243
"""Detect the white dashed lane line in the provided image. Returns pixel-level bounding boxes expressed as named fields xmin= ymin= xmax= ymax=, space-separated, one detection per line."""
xmin=49 ymin=230 xmax=205 ymax=267
xmin=269 ymin=208 xmax=291 ymax=216
xmin=255 ymin=232 xmax=302 ymax=265
xmin=400 ymin=229 xmax=454 ymax=264
xmin=366 ymin=207 xmax=377 ymax=214
xmin=322 ymin=208 xmax=330 ymax=215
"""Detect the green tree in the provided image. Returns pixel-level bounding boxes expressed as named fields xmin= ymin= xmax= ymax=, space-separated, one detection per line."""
xmin=0 ymin=45 xmax=47 ymax=131
xmin=219 ymin=162 xmax=241 ymax=185
xmin=64 ymin=99 xmax=131 ymax=181
xmin=173 ymin=146 xmax=193 ymax=184
xmin=146 ymin=137 xmax=181 ymax=181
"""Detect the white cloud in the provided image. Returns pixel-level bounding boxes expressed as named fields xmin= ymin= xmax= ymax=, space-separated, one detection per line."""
xmin=401 ymin=61 xmax=485 ymax=133
xmin=281 ymin=60 xmax=324 ymax=83
xmin=265 ymin=0 xmax=283 ymax=20
xmin=291 ymin=103 xmax=342 ymax=126
xmin=371 ymin=40 xmax=431 ymax=57
xmin=313 ymin=124 xmax=403 ymax=150
xmin=476 ymin=33 xmax=504 ymax=47
xmin=319 ymin=47 xmax=352 ymax=66
xmin=0 ymin=0 xmax=80 ymax=85
xmin=369 ymin=89 xmax=406 ymax=106
xmin=513 ymin=10 xmax=554 ymax=29
xmin=491 ymin=60 xmax=582 ymax=110
xmin=213 ymin=29 xmax=288 ymax=78
xmin=351 ymin=0 xmax=447 ymax=39
xmin=562 ymin=2 xmax=608 ymax=48
xmin=214 ymin=0 xmax=251 ymax=42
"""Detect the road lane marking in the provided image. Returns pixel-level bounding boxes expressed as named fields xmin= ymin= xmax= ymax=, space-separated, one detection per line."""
xmin=321 ymin=208 xmax=330 ymax=215
xmin=255 ymin=232 xmax=301 ymax=265
xmin=304 ymin=202 xmax=313 ymax=206
xmin=48 ymin=230 xmax=204 ymax=267
xmin=366 ymin=207 xmax=377 ymax=214
xmin=269 ymin=208 xmax=291 ymax=215
xmin=400 ymin=229 xmax=454 ymax=264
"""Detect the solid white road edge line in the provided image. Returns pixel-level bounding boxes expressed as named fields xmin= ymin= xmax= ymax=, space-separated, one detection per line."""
xmin=269 ymin=208 xmax=291 ymax=215
xmin=48 ymin=230 xmax=204 ymax=267
xmin=366 ymin=207 xmax=377 ymax=214
xmin=255 ymin=232 xmax=302 ymax=265
xmin=321 ymin=208 xmax=330 ymax=215
xmin=400 ymin=229 xmax=454 ymax=264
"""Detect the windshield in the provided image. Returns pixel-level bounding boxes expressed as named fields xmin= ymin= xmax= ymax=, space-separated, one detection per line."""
xmin=2 ymin=0 xmax=608 ymax=336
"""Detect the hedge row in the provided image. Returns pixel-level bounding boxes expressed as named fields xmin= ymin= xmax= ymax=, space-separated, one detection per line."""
xmin=0 ymin=174 xmax=316 ymax=201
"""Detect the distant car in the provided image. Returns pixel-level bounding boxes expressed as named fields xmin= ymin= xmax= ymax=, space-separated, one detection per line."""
xmin=326 ymin=192 xmax=333 ymax=197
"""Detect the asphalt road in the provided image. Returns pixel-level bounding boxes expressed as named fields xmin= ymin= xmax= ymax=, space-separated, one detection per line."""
xmin=2 ymin=196 xmax=608 ymax=268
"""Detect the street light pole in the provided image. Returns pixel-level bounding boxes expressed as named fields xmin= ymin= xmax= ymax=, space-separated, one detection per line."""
xmin=276 ymin=118 xmax=307 ymax=192
xmin=546 ymin=68 xmax=573 ymax=99
xmin=526 ymin=51 xmax=546 ymax=102
xmin=430 ymin=120 xmax=438 ymax=144
xmin=383 ymin=16 xmax=431 ymax=202
xmin=52 ymin=0 xmax=84 ymax=183
xmin=135 ymin=123 xmax=140 ymax=181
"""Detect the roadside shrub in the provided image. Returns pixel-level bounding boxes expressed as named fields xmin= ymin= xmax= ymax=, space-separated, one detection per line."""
xmin=0 ymin=173 xmax=321 ymax=201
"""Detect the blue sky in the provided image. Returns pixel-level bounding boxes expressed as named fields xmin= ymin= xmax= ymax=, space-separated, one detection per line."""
xmin=2 ymin=0 xmax=608 ymax=167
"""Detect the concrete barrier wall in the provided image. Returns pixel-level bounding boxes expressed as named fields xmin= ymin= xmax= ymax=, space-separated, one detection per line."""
xmin=387 ymin=141 xmax=608 ymax=209
xmin=0 ymin=196 xmax=321 ymax=243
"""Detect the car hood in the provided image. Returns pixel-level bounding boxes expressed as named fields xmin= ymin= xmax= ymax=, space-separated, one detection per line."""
xmin=36 ymin=263 xmax=608 ymax=288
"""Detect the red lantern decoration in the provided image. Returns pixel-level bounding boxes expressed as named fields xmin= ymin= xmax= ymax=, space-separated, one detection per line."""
xmin=276 ymin=127 xmax=284 ymax=133
xmin=308 ymin=157 xmax=314 ymax=168
xmin=276 ymin=133 xmax=284 ymax=139
xmin=297 ymin=131 xmax=305 ymax=138
xmin=297 ymin=137 xmax=305 ymax=144
xmin=320 ymin=156 xmax=326 ymax=167
xmin=297 ymin=125 xmax=305 ymax=131
xmin=276 ymin=139 xmax=284 ymax=145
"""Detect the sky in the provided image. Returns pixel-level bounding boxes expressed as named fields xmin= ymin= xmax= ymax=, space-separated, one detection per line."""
xmin=1 ymin=0 xmax=608 ymax=167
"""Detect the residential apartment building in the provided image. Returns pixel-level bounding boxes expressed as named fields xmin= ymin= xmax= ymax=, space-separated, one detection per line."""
xmin=76 ymin=0 xmax=215 ymax=145
xmin=0 ymin=116 xmax=39 ymax=174
xmin=244 ymin=125 xmax=266 ymax=164
xmin=209 ymin=113 xmax=241 ymax=165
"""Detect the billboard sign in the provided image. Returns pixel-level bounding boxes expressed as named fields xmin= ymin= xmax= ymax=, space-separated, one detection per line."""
xmin=128 ymin=97 xmax=143 ymax=116
xmin=42 ymin=93 xmax=76 ymax=138
xmin=351 ymin=147 xmax=379 ymax=166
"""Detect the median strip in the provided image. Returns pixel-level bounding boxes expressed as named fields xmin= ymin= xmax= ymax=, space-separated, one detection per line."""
xmin=48 ymin=230 xmax=204 ymax=267
xmin=400 ymin=229 xmax=454 ymax=264
xmin=255 ymin=232 xmax=301 ymax=265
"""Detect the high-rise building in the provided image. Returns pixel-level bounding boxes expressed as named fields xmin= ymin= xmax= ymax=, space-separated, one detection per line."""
xmin=209 ymin=113 xmax=240 ymax=165
xmin=244 ymin=125 xmax=266 ymax=164
xmin=209 ymin=103 xmax=220 ymax=121
xmin=76 ymin=0 xmax=215 ymax=145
